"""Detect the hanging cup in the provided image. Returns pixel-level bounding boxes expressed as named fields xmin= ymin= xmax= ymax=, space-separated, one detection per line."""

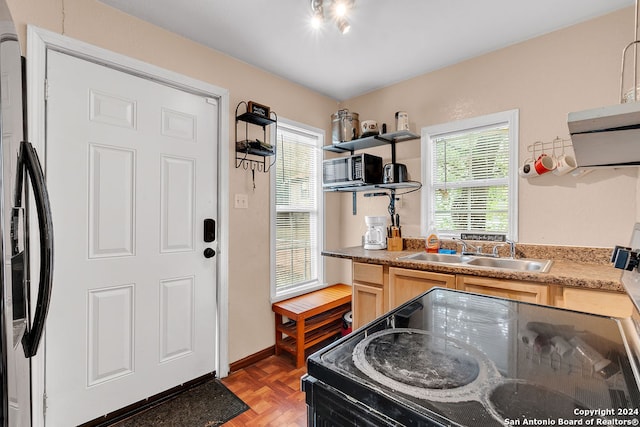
xmin=534 ymin=154 xmax=555 ymax=175
xmin=553 ymin=154 xmax=577 ymax=176
xmin=519 ymin=157 xmax=538 ymax=178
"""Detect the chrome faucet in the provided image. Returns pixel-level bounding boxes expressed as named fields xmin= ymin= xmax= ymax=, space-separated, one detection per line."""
xmin=506 ymin=239 xmax=516 ymax=259
xmin=490 ymin=239 xmax=517 ymax=258
xmin=455 ymin=237 xmax=516 ymax=258
xmin=455 ymin=238 xmax=486 ymax=256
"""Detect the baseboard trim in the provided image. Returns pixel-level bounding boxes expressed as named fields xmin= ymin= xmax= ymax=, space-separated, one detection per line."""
xmin=229 ymin=346 xmax=275 ymax=372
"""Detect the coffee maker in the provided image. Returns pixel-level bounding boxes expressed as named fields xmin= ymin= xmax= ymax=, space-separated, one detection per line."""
xmin=363 ymin=216 xmax=387 ymax=250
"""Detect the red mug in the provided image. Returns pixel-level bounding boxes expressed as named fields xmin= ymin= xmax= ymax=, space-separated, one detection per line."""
xmin=534 ymin=154 xmax=555 ymax=175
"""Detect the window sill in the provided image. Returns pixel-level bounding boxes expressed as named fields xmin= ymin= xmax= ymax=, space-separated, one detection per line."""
xmin=271 ymin=281 xmax=329 ymax=304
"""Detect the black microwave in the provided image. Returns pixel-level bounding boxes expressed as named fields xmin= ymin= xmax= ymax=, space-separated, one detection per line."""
xmin=322 ymin=153 xmax=383 ymax=188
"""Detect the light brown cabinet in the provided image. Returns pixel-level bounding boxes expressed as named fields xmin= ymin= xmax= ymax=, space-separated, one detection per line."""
xmin=388 ymin=267 xmax=455 ymax=309
xmin=352 ymin=283 xmax=385 ymax=329
xmin=351 ymin=262 xmax=633 ymax=331
xmin=455 ymin=275 xmax=550 ymax=305
xmin=553 ymin=286 xmax=634 ymax=318
xmin=352 ymin=262 xmax=387 ymax=329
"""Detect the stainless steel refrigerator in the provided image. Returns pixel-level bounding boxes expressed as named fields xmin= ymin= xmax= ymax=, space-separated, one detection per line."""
xmin=0 ymin=0 xmax=54 ymax=425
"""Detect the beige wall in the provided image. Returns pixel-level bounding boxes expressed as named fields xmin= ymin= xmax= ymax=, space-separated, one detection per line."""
xmin=337 ymin=6 xmax=639 ymax=252
xmin=6 ymin=1 xmax=640 ymax=366
xmin=6 ymin=0 xmax=340 ymax=364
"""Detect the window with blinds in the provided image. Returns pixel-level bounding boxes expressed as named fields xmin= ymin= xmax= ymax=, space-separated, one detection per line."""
xmin=272 ymin=120 xmax=324 ymax=299
xmin=422 ymin=110 xmax=518 ymax=239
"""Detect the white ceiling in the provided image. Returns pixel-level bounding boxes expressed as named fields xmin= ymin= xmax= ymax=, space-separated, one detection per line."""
xmin=98 ymin=0 xmax=634 ymax=101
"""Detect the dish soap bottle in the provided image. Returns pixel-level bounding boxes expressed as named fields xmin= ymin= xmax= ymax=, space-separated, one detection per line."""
xmin=425 ymin=221 xmax=440 ymax=253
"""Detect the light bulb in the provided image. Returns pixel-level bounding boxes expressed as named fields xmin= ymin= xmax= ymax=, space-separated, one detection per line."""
xmin=311 ymin=13 xmax=323 ymax=29
xmin=337 ymin=16 xmax=350 ymax=34
xmin=310 ymin=0 xmax=324 ymax=29
xmin=334 ymin=1 xmax=347 ymax=17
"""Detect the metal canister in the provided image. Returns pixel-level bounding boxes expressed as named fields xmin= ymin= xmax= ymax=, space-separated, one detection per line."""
xmin=395 ymin=111 xmax=409 ymax=132
xmin=331 ymin=109 xmax=360 ymax=143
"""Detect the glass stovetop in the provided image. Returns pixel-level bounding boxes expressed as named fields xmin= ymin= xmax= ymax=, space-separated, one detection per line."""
xmin=306 ymin=288 xmax=640 ymax=426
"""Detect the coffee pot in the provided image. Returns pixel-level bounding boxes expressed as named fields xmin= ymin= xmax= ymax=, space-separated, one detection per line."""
xmin=364 ymin=216 xmax=387 ymax=250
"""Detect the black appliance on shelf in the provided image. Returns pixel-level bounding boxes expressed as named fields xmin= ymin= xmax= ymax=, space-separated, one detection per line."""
xmin=322 ymin=153 xmax=383 ymax=189
xmin=303 ymin=227 xmax=640 ymax=426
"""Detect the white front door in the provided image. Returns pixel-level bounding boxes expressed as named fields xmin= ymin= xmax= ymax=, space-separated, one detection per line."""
xmin=44 ymin=50 xmax=218 ymax=426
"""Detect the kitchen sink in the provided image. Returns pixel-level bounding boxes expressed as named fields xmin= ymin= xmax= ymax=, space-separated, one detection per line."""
xmin=465 ymin=257 xmax=553 ymax=272
xmin=398 ymin=252 xmax=553 ymax=273
xmin=398 ymin=252 xmax=472 ymax=264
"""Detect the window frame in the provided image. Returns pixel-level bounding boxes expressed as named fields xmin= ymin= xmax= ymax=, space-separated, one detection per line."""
xmin=420 ymin=109 xmax=519 ymax=240
xmin=270 ymin=118 xmax=326 ymax=303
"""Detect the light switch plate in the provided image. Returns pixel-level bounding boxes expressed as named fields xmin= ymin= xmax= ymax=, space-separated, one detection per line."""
xmin=234 ymin=193 xmax=248 ymax=209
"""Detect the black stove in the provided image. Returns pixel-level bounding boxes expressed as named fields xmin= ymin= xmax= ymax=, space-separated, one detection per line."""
xmin=303 ymin=223 xmax=640 ymax=425
xmin=303 ymin=285 xmax=640 ymax=426
xmin=302 ymin=223 xmax=640 ymax=427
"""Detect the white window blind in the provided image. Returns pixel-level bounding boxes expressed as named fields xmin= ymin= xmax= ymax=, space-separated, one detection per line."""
xmin=422 ymin=110 xmax=518 ymax=239
xmin=272 ymin=121 xmax=324 ymax=298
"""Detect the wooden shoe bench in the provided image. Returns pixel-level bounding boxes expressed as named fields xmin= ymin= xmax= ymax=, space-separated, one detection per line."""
xmin=272 ymin=283 xmax=352 ymax=368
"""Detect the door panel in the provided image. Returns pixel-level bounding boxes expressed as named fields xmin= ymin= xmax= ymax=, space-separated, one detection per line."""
xmin=45 ymin=50 xmax=218 ymax=426
xmin=87 ymin=285 xmax=134 ymax=386
xmin=88 ymin=144 xmax=136 ymax=258
xmin=160 ymin=156 xmax=195 ymax=252
xmin=159 ymin=276 xmax=194 ymax=362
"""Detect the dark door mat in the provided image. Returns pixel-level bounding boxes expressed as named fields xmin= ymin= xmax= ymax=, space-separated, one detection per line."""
xmin=111 ymin=379 xmax=249 ymax=426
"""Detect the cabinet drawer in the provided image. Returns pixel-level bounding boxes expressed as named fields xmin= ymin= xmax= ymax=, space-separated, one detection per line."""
xmin=555 ymin=287 xmax=634 ymax=318
xmin=353 ymin=262 xmax=384 ymax=285
xmin=388 ymin=267 xmax=455 ymax=309
xmin=456 ymin=275 xmax=549 ymax=305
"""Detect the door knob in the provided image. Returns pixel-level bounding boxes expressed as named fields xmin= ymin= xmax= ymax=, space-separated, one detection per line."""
xmin=203 ymin=248 xmax=215 ymax=258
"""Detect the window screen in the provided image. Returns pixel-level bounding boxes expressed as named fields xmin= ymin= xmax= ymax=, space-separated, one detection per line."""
xmin=422 ymin=110 xmax=518 ymax=239
xmin=273 ymin=121 xmax=323 ymax=297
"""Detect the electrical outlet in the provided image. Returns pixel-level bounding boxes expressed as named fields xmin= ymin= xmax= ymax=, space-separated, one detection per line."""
xmin=234 ymin=193 xmax=248 ymax=209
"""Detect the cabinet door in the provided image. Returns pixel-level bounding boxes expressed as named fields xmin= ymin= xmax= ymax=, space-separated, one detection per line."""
xmin=388 ymin=267 xmax=456 ymax=309
xmin=456 ymin=275 xmax=549 ymax=305
xmin=352 ymin=283 xmax=385 ymax=330
xmin=555 ymin=287 xmax=634 ymax=317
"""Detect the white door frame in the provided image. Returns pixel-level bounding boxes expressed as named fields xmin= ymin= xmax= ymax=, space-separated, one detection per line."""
xmin=26 ymin=25 xmax=230 ymax=427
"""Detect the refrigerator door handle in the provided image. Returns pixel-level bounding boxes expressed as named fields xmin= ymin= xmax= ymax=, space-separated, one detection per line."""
xmin=19 ymin=141 xmax=54 ymax=358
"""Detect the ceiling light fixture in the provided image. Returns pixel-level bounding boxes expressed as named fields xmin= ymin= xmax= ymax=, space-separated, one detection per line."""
xmin=336 ymin=16 xmax=350 ymax=34
xmin=310 ymin=0 xmax=354 ymax=34
xmin=310 ymin=0 xmax=324 ymax=28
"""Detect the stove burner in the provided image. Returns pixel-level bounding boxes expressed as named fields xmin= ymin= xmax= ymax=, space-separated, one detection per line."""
xmin=353 ymin=329 xmax=501 ymax=402
xmin=488 ymin=382 xmax=588 ymax=420
xmin=363 ymin=330 xmax=479 ymax=389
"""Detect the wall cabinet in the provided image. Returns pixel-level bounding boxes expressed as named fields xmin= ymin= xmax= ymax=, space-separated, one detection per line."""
xmin=456 ymin=275 xmax=550 ymax=305
xmin=352 ymin=263 xmax=387 ymax=329
xmin=388 ymin=267 xmax=455 ymax=310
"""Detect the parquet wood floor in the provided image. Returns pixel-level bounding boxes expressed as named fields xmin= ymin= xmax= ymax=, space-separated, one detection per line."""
xmin=221 ymin=355 xmax=308 ymax=426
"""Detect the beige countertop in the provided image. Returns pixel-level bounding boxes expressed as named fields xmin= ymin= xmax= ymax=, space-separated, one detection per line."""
xmin=323 ymin=245 xmax=626 ymax=293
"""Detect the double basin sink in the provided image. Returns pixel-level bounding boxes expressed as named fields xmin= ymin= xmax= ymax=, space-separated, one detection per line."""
xmin=398 ymin=252 xmax=553 ymax=273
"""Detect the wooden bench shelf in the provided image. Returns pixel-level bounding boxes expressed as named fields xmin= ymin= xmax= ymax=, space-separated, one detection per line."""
xmin=277 ymin=321 xmax=343 ymax=353
xmin=272 ymin=284 xmax=352 ymax=368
